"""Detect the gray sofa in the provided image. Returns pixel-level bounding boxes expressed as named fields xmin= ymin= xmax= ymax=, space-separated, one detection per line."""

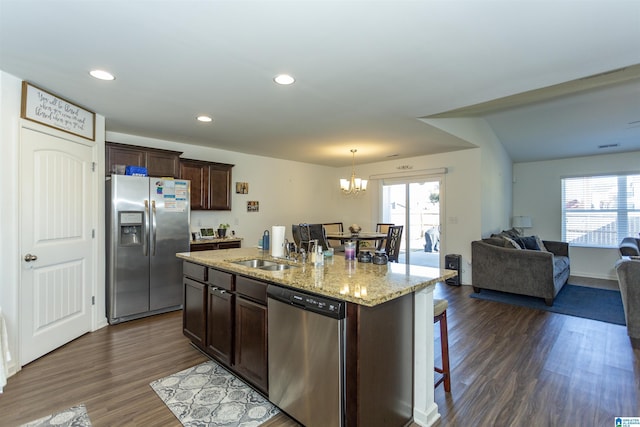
xmin=615 ymin=258 xmax=640 ymax=349
xmin=471 ymin=237 xmax=570 ymax=306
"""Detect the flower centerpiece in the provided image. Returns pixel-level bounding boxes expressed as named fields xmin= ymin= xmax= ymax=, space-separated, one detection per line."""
xmin=349 ymin=223 xmax=362 ymax=237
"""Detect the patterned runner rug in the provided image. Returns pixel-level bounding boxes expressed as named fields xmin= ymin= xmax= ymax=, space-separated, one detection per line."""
xmin=20 ymin=404 xmax=91 ymax=427
xmin=150 ymin=360 xmax=280 ymax=426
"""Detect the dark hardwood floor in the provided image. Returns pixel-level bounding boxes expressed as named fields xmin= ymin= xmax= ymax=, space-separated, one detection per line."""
xmin=1 ymin=282 xmax=638 ymax=426
xmin=432 ymin=282 xmax=640 ymax=427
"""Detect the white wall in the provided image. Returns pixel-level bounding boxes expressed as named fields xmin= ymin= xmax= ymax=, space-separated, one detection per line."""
xmin=514 ymin=151 xmax=640 ymax=280
xmin=418 ymin=117 xmax=513 ymax=281
xmin=421 ymin=117 xmax=513 ymax=237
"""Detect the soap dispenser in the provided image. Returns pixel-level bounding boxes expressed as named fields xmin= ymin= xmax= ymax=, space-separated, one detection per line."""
xmin=315 ymin=243 xmax=324 ymax=267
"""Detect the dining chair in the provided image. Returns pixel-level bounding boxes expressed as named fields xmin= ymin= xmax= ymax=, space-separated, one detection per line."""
xmin=291 ymin=224 xmax=302 ymax=248
xmin=298 ymin=223 xmax=331 ymax=253
xmin=323 ymin=222 xmax=344 ymax=251
xmin=376 ymin=223 xmax=394 ymax=251
xmin=383 ymin=225 xmax=403 ymax=262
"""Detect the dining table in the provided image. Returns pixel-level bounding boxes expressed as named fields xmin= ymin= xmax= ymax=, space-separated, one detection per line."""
xmin=325 ymin=231 xmax=388 ymax=256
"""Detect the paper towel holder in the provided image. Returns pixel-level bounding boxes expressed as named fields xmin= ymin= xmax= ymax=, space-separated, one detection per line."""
xmin=270 ymin=225 xmax=287 ymax=258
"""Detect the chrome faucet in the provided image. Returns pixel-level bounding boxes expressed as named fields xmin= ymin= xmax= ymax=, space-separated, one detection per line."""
xmin=284 ymin=239 xmax=295 ymax=258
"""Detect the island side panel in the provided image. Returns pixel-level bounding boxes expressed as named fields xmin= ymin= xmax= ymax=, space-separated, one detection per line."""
xmin=345 ymin=292 xmax=414 ymax=427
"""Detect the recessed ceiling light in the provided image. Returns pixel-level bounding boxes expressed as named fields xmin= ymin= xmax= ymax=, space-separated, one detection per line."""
xmin=89 ymin=69 xmax=115 ymax=81
xmin=196 ymin=115 xmax=213 ymax=123
xmin=274 ymin=74 xmax=295 ymax=85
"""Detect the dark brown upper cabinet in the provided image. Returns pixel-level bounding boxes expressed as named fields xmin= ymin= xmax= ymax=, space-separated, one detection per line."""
xmin=179 ymin=158 xmax=234 ymax=211
xmin=106 ymin=142 xmax=182 ymax=178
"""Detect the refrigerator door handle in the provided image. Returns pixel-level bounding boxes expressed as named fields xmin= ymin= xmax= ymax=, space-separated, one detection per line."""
xmin=151 ymin=200 xmax=157 ymax=256
xmin=143 ymin=199 xmax=150 ymax=256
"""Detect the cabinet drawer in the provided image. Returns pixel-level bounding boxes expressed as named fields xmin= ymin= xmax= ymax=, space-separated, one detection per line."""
xmin=183 ymin=261 xmax=207 ymax=281
xmin=236 ymin=276 xmax=267 ymax=304
xmin=190 ymin=243 xmax=215 ymax=252
xmin=208 ymin=268 xmax=234 ymax=291
xmin=218 ymin=241 xmax=241 ymax=249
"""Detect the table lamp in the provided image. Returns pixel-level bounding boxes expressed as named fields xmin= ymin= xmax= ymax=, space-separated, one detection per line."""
xmin=512 ymin=216 xmax=532 ymax=235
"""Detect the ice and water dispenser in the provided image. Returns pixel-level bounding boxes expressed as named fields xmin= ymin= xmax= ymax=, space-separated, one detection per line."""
xmin=119 ymin=211 xmax=144 ymax=246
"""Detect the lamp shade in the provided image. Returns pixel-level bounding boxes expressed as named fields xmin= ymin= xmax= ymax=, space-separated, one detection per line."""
xmin=512 ymin=216 xmax=532 ymax=229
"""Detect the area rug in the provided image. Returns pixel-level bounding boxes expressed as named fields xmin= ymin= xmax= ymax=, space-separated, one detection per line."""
xmin=469 ymin=284 xmax=626 ymax=325
xmin=150 ymin=360 xmax=280 ymax=427
xmin=20 ymin=404 xmax=91 ymax=427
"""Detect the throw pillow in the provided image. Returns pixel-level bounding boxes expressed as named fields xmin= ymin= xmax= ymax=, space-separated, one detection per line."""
xmin=515 ymin=235 xmax=540 ymax=250
xmin=503 ymin=235 xmax=522 ymax=249
xmin=501 ymin=228 xmax=521 ymax=239
xmin=534 ymin=235 xmax=548 ymax=252
xmin=483 ymin=237 xmax=507 ymax=247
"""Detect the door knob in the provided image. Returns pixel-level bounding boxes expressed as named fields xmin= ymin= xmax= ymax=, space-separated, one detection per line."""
xmin=24 ymin=254 xmax=38 ymax=262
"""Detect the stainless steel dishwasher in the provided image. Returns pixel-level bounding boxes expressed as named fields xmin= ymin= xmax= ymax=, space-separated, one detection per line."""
xmin=267 ymin=284 xmax=346 ymax=427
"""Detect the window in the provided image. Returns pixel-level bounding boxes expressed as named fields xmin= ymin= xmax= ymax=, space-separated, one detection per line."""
xmin=562 ymin=174 xmax=640 ymax=247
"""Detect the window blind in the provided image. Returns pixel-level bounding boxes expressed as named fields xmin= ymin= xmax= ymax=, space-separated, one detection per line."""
xmin=561 ymin=174 xmax=640 ymax=247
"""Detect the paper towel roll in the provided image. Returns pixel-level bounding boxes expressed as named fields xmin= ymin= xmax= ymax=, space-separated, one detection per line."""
xmin=271 ymin=226 xmax=286 ymax=257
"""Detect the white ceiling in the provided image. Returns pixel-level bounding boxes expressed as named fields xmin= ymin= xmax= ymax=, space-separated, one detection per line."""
xmin=1 ymin=1 xmax=639 ymax=167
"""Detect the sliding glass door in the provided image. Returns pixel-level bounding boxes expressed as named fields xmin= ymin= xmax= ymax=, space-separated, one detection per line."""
xmin=381 ymin=178 xmax=441 ymax=267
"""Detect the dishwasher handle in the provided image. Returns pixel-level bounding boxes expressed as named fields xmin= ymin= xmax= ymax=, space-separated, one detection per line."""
xmin=267 ymin=285 xmax=345 ymax=319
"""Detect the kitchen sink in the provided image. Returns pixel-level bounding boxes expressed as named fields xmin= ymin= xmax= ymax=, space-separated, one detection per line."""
xmin=259 ymin=264 xmax=296 ymax=271
xmin=233 ymin=259 xmax=278 ymax=268
xmin=232 ymin=258 xmax=297 ymax=271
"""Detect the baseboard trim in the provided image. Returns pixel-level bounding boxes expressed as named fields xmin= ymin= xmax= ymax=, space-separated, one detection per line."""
xmin=414 ymin=403 xmax=441 ymax=427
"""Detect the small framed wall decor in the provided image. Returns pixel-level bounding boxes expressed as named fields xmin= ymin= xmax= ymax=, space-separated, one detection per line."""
xmin=247 ymin=201 xmax=259 ymax=212
xmin=236 ymin=182 xmax=249 ymax=194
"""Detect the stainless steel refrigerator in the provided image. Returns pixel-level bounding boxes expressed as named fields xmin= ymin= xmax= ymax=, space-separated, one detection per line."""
xmin=106 ymin=175 xmax=190 ymax=324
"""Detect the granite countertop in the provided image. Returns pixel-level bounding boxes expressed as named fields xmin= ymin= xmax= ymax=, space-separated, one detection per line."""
xmin=177 ymin=247 xmax=456 ymax=307
xmin=190 ymin=237 xmax=243 ymax=245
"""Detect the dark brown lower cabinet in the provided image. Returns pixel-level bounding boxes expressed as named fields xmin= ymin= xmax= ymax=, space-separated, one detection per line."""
xmin=190 ymin=240 xmax=241 ymax=252
xmin=207 ymin=286 xmax=234 ymax=365
xmin=234 ymin=296 xmax=268 ymax=394
xmin=183 ymin=263 xmax=267 ymax=394
xmin=183 ymin=277 xmax=207 ymax=347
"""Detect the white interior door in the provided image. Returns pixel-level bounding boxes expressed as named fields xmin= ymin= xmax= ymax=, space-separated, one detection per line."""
xmin=20 ymin=126 xmax=94 ymax=365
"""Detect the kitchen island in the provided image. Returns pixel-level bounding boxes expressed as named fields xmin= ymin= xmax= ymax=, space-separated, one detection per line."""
xmin=177 ymin=247 xmax=455 ymax=427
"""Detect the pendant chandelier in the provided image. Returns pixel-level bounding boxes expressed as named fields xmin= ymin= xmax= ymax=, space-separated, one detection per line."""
xmin=340 ymin=149 xmax=368 ymax=195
